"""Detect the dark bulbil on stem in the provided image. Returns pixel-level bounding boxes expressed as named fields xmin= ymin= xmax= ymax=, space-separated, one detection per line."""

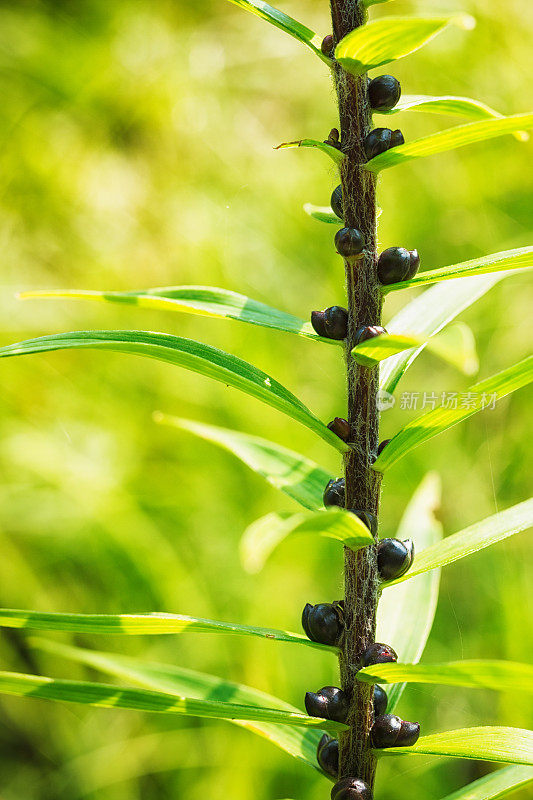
xmin=350 ymin=510 xmax=378 ymax=537
xmin=368 ymin=75 xmax=401 ymax=111
xmin=373 ymin=685 xmax=388 ymax=717
xmin=370 ymin=714 xmax=420 ymax=748
xmin=324 ymin=478 xmax=345 ymax=507
xmin=328 ymin=417 xmax=352 ymax=442
xmin=377 ymin=247 xmax=420 ymax=284
xmin=331 ymin=777 xmax=372 ymax=800
xmin=361 ymin=643 xmax=398 ymax=667
xmin=305 ymin=686 xmax=349 ymax=723
xmin=311 ymin=306 xmax=349 ymax=340
xmin=335 ymin=227 xmax=365 ymax=257
xmin=302 ymin=601 xmax=344 ymax=646
xmin=317 ymin=734 xmax=339 ymax=777
xmin=354 ymin=325 xmax=386 ymax=346
xmin=331 ymin=184 xmax=344 ymax=219
xmin=377 ymin=538 xmax=414 ymax=580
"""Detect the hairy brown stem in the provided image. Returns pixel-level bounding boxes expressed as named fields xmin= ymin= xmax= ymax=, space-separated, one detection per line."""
xmin=329 ymin=0 xmax=383 ymax=788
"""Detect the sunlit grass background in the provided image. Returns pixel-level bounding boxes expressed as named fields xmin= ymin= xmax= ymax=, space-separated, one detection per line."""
xmin=0 ymin=0 xmax=531 ymax=798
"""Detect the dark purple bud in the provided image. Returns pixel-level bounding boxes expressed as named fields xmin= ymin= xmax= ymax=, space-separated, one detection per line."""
xmin=317 ymin=734 xmax=339 ymax=777
xmin=377 ymin=538 xmax=415 ymax=581
xmin=311 ymin=306 xmax=348 ymax=340
xmin=323 ymin=478 xmax=345 ymax=508
xmin=325 ymin=128 xmax=341 ymax=149
xmin=373 ymin=685 xmax=388 ymax=717
xmin=327 ymin=417 xmax=352 ymax=442
xmin=361 ymin=642 xmax=398 ymax=667
xmin=377 ymin=439 xmax=390 ymax=456
xmin=335 ymin=227 xmax=364 ymax=257
xmin=364 ymin=128 xmax=392 ymax=160
xmin=377 ymin=247 xmax=412 ymax=284
xmin=305 ymin=686 xmax=349 ymax=723
xmin=354 ymin=325 xmax=387 ymax=346
xmin=301 ymin=602 xmax=343 ymax=646
xmin=331 ymin=185 xmax=344 ymax=219
xmin=370 ymin=713 xmax=402 ymax=747
xmin=368 ymin=75 xmax=401 ymax=111
xmin=321 ymin=34 xmax=335 ymax=56
xmin=331 ymin=776 xmax=372 ymax=800
xmin=398 ymin=720 xmax=421 ymax=747
xmin=350 ymin=510 xmax=378 ymax=537
xmin=390 ymin=129 xmax=405 ymax=148
xmin=404 ymin=249 xmax=420 ymax=280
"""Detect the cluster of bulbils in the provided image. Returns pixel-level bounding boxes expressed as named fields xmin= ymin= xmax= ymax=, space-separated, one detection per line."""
xmin=300 ymin=479 xmax=419 ymax=793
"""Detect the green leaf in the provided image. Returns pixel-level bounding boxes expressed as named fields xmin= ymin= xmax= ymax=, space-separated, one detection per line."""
xmin=353 ymin=323 xmax=478 ymax=375
xmin=374 ymin=357 xmax=533 ymax=472
xmin=303 ymin=204 xmax=341 ymax=224
xmin=357 ymin=660 xmax=533 ymax=694
xmin=0 ymin=331 xmax=348 ymax=453
xmin=275 ymin=139 xmax=345 ymax=166
xmin=0 ymin=668 xmax=345 ymax=731
xmin=335 ymin=16 xmax=474 ymax=77
xmin=0 ymin=608 xmax=332 ymax=652
xmin=377 ymin=727 xmax=533 ymax=765
xmin=380 ymin=273 xmax=510 ymax=395
xmin=381 ymin=247 xmax=533 ymax=294
xmin=153 ymin=415 xmax=332 ymax=511
xmin=382 ymin=499 xmax=533 ymax=587
xmin=33 ymin=638 xmax=328 ymax=771
xmin=240 ymin=508 xmax=373 ymax=573
xmin=224 ymin=0 xmax=330 ymax=64
xmin=380 ymin=95 xmax=530 ymax=140
xmin=20 ymin=286 xmax=334 ymax=345
xmin=364 ymin=0 xmax=394 ymax=6
xmin=366 ymin=113 xmax=533 ymax=172
xmin=438 ymin=765 xmax=533 ymax=800
xmin=376 ymin=473 xmax=442 ymax=711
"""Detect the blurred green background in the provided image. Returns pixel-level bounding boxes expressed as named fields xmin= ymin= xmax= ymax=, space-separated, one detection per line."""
xmin=0 ymin=0 xmax=531 ymax=798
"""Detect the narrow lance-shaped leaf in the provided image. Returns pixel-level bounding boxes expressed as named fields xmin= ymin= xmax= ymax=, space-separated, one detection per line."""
xmin=376 ymin=472 xmax=442 ymax=711
xmin=382 ymin=499 xmax=533 ymax=587
xmin=381 ymin=247 xmax=533 ymax=294
xmin=224 ymin=1 xmax=330 ymax=64
xmin=374 ymin=357 xmax=533 ymax=472
xmin=377 ymin=727 xmax=533 ymax=766
xmin=153 ymin=415 xmax=333 ymax=511
xmin=379 ymin=95 xmax=530 ymax=140
xmin=0 ymin=331 xmax=348 ymax=454
xmin=380 ymin=273 xmax=512 ymax=395
xmin=33 ymin=638 xmax=327 ymax=771
xmin=437 ymin=765 xmax=533 ymax=800
xmin=357 ymin=660 xmax=533 ymax=694
xmin=240 ymin=509 xmax=373 ymax=574
xmin=19 ymin=286 xmax=334 ymax=345
xmin=353 ymin=323 xmax=478 ymax=375
xmin=0 ymin=669 xmax=345 ymax=732
xmin=335 ymin=16 xmax=474 ymax=77
xmin=0 ymin=608 xmax=334 ymax=652
xmin=275 ymin=139 xmax=345 ymax=166
xmin=366 ymin=114 xmax=533 ymax=173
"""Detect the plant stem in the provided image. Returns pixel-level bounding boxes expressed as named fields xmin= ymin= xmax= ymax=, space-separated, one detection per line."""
xmin=329 ymin=0 xmax=383 ymax=787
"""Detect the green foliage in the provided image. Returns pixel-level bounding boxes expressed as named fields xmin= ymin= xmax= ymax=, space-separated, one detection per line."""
xmin=335 ymin=16 xmax=473 ymax=77
xmin=276 ymin=139 xmax=345 ymax=166
xmin=438 ymin=766 xmax=533 ymax=800
xmin=240 ymin=508 xmax=373 ymax=573
xmin=155 ymin=415 xmax=331 ymax=510
xmin=357 ymin=660 xmax=533 ymax=694
xmin=366 ymin=114 xmax=533 ymax=172
xmin=382 ymin=499 xmax=533 ymax=586
xmin=352 ymin=323 xmax=478 ymax=375
xmin=377 ymin=728 xmax=533 ymax=766
xmin=21 ymin=286 xmax=333 ymax=343
xmin=0 ymin=330 xmax=347 ymax=452
xmin=374 ymin=357 xmax=533 ymax=471
xmin=381 ymin=247 xmax=533 ymax=293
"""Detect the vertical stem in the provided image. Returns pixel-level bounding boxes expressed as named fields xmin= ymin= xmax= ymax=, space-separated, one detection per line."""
xmin=329 ymin=0 xmax=383 ymax=788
